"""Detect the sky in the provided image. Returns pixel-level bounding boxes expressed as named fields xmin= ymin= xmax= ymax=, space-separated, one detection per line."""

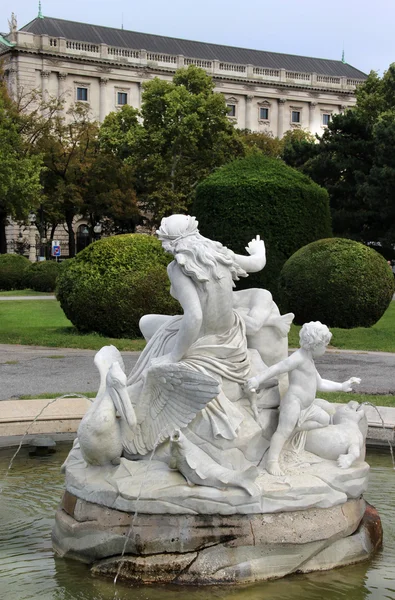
xmin=1 ymin=0 xmax=394 ymax=76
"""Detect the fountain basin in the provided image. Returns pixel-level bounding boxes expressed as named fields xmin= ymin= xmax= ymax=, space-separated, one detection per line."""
xmin=53 ymin=493 xmax=382 ymax=584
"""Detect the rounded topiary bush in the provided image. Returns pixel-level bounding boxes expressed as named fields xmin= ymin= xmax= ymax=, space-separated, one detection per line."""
xmin=193 ymin=154 xmax=332 ymax=297
xmin=56 ymin=234 xmax=180 ymax=338
xmin=0 ymin=254 xmax=31 ymax=290
xmin=26 ymin=260 xmax=61 ymax=292
xmin=278 ymin=238 xmax=395 ymax=328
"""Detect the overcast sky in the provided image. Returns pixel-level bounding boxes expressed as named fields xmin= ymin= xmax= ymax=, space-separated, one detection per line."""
xmin=1 ymin=0 xmax=393 ymax=76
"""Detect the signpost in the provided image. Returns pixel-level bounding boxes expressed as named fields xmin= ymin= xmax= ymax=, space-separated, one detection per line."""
xmin=51 ymin=240 xmax=61 ymax=261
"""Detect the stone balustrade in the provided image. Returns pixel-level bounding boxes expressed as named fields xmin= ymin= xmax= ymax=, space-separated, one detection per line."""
xmin=10 ymin=30 xmax=364 ymax=91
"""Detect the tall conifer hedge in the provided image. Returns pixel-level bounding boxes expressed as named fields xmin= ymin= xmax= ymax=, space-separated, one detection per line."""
xmin=194 ymin=154 xmax=332 ymax=296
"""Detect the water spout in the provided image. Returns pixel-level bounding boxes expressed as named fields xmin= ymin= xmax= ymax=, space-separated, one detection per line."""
xmin=0 ymin=394 xmax=93 ymax=491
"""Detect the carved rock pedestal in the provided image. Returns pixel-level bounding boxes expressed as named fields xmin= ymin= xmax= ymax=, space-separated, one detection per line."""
xmin=53 ymin=492 xmax=382 ymax=584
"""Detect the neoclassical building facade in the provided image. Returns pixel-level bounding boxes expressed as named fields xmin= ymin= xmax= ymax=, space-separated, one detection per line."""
xmin=0 ymin=12 xmax=366 ymax=255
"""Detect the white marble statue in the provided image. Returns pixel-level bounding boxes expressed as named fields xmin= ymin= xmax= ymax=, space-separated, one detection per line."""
xmin=305 ymin=401 xmax=367 ymax=468
xmin=126 ymin=215 xmax=279 ymax=465
xmin=247 ymin=321 xmax=361 ymax=476
xmin=62 ymin=216 xmax=370 ymax=516
xmin=170 ymin=429 xmax=260 ymax=496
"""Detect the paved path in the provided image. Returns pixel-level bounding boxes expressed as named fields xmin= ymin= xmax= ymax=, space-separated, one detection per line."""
xmin=1 ymin=344 xmax=394 ymax=400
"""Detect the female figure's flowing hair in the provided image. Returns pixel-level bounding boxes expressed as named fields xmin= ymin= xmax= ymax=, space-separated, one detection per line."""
xmin=157 ymin=215 xmax=248 ymax=286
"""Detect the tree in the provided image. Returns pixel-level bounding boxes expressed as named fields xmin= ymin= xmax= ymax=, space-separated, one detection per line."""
xmin=238 ymin=129 xmax=284 ymax=157
xmin=99 ymin=65 xmax=245 ymax=222
xmin=37 ymin=104 xmax=140 ymax=256
xmin=0 ymin=72 xmax=43 ymax=253
xmin=281 ymin=65 xmax=395 ymax=248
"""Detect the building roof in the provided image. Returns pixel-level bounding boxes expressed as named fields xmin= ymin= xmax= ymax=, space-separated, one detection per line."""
xmin=20 ymin=16 xmax=366 ymax=79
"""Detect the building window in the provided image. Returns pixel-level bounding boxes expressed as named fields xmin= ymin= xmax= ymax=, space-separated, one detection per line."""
xmin=322 ymin=113 xmax=331 ymax=126
xmin=76 ymin=87 xmax=88 ymax=102
xmin=259 ymin=107 xmax=269 ymax=120
xmin=291 ymin=110 xmax=300 ymax=123
xmin=227 ymin=104 xmax=236 ymax=117
xmin=117 ymin=92 xmax=128 ymax=106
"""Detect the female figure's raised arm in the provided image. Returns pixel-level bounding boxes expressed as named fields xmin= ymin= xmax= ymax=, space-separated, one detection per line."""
xmin=156 ymin=262 xmax=203 ymax=364
xmin=232 ymin=236 xmax=266 ymax=273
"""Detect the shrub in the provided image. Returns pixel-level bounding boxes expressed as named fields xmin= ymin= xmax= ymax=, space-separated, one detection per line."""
xmin=0 ymin=254 xmax=31 ymax=291
xmin=193 ymin=154 xmax=332 ymax=297
xmin=26 ymin=260 xmax=61 ymax=292
xmin=56 ymin=234 xmax=180 ymax=338
xmin=278 ymin=238 xmax=395 ymax=328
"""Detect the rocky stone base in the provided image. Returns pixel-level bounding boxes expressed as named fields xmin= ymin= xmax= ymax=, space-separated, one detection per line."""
xmin=52 ymin=493 xmax=382 ymax=584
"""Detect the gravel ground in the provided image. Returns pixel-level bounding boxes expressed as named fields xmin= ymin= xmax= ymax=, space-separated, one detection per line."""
xmin=0 ymin=344 xmax=394 ymax=400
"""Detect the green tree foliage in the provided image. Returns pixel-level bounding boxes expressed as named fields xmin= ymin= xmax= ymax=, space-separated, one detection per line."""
xmin=99 ymin=65 xmax=245 ymax=221
xmin=279 ymin=238 xmax=395 ymax=328
xmin=56 ymin=234 xmax=180 ymax=337
xmin=193 ymin=154 xmax=332 ymax=297
xmin=0 ymin=72 xmax=43 ymax=253
xmin=282 ymin=64 xmax=395 ymax=249
xmin=238 ymin=129 xmax=284 ymax=157
xmin=36 ymin=105 xmax=139 ymax=256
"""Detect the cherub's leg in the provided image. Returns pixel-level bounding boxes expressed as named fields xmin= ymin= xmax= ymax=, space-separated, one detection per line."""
xmin=298 ymin=406 xmax=330 ymax=432
xmin=266 ymin=396 xmax=300 ymax=476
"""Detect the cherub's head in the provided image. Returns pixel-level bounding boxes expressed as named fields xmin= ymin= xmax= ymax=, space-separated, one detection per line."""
xmin=299 ymin=321 xmax=332 ymax=357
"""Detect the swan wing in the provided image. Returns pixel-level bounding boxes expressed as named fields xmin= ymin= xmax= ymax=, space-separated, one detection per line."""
xmin=132 ymin=364 xmax=220 ymax=454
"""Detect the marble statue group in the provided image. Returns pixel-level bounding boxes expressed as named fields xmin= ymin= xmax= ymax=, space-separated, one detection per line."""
xmin=55 ymin=215 xmax=377 ymax=582
xmin=66 ymin=214 xmax=366 ymax=499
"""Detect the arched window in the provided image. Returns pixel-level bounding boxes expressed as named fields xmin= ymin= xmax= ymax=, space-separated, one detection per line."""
xmin=76 ymin=224 xmax=90 ymax=253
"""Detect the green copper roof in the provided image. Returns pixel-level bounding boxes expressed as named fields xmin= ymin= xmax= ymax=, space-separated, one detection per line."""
xmin=0 ymin=34 xmax=15 ymax=47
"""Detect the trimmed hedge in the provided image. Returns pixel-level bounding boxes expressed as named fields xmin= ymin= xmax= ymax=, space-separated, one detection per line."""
xmin=193 ymin=154 xmax=332 ymax=297
xmin=278 ymin=238 xmax=395 ymax=328
xmin=26 ymin=260 xmax=62 ymax=292
xmin=0 ymin=254 xmax=31 ymax=291
xmin=56 ymin=234 xmax=180 ymax=338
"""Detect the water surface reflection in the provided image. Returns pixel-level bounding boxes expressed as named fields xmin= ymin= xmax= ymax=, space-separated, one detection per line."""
xmin=0 ymin=445 xmax=393 ymax=600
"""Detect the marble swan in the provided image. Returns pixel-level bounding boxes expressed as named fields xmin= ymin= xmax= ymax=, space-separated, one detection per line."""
xmin=78 ymin=346 xmax=136 ymax=466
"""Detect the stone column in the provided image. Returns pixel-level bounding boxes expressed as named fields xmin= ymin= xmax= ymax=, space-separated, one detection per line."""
xmin=41 ymin=70 xmax=51 ymax=103
xmin=277 ymin=98 xmax=286 ymax=138
xmin=57 ymin=72 xmax=67 ymax=100
xmin=245 ymin=95 xmax=254 ymax=131
xmin=309 ymin=101 xmax=318 ymax=132
xmin=7 ymin=67 xmax=18 ymax=100
xmin=99 ymin=78 xmax=109 ymax=123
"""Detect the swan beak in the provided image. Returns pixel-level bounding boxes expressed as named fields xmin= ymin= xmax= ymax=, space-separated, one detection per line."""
xmin=111 ymin=386 xmax=137 ymax=430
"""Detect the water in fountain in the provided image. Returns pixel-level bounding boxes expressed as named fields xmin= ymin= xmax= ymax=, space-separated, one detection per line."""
xmin=0 ymin=393 xmax=93 ymax=491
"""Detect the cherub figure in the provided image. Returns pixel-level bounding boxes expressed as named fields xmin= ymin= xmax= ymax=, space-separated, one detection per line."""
xmin=246 ymin=321 xmax=361 ymax=476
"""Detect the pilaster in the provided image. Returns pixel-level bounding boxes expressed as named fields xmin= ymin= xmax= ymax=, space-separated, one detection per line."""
xmin=99 ymin=78 xmax=109 ymax=122
xmin=245 ymin=94 xmax=254 ymax=131
xmin=277 ymin=97 xmax=286 ymax=138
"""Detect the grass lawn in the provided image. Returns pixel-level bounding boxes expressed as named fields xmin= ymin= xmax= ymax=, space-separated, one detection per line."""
xmin=17 ymin=390 xmax=395 ymax=407
xmin=318 ymin=391 xmax=395 ymax=407
xmin=0 ymin=298 xmax=394 ymax=353
xmin=0 ymin=300 xmax=145 ymax=351
xmin=0 ymin=289 xmax=53 ymax=296
xmin=288 ymin=301 xmax=395 ymax=353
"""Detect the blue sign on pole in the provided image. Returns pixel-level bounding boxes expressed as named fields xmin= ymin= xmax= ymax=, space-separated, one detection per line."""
xmin=52 ymin=245 xmax=61 ymax=257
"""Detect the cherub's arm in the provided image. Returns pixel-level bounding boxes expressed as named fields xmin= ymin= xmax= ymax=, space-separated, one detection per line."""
xmin=232 ymin=236 xmax=266 ymax=273
xmin=153 ymin=263 xmax=202 ymax=365
xmin=246 ymin=352 xmax=301 ymax=391
xmin=316 ymin=371 xmax=361 ymax=392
